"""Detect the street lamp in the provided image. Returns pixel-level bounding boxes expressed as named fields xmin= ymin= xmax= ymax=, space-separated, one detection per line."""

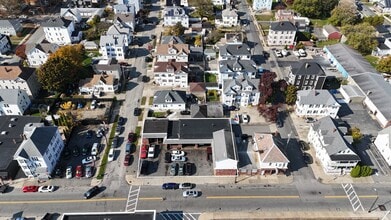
xmin=368 ymin=188 xmax=379 ymax=213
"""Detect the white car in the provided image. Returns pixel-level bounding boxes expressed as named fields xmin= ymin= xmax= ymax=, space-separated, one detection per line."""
xmin=171 ymin=155 xmax=186 ymax=162
xmin=183 ymin=190 xmax=199 ymax=198
xmin=82 ymin=156 xmax=96 ymax=165
xmin=38 ymin=185 xmax=55 ymax=193
xmin=148 ymin=145 xmax=155 ymax=158
xmin=85 ymin=165 xmax=93 ymax=178
xmin=281 ymin=49 xmax=288 ymax=56
xmin=91 ymin=100 xmax=97 ymax=110
xmin=241 ymin=114 xmax=249 ymax=123
xmin=275 ymin=50 xmax=283 ymax=58
xmin=298 ymin=49 xmax=306 ymax=57
xmin=91 ymin=143 xmax=99 ymax=156
xmin=179 ymin=183 xmax=194 ymax=189
xmin=171 ymin=150 xmax=185 ymax=156
xmin=66 ymin=166 xmax=72 ymax=179
xmin=108 ymin=148 xmax=114 ymax=162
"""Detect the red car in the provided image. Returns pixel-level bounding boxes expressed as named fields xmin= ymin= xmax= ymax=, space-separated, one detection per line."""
xmin=22 ymin=185 xmax=39 ymax=193
xmin=140 ymin=145 xmax=148 ymax=159
xmin=124 ymin=154 xmax=131 ymax=166
xmin=128 ymin=132 xmax=136 ymax=142
xmin=76 ymin=165 xmax=83 ymax=178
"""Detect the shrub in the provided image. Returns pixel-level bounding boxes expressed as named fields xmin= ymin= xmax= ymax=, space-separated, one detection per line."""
xmin=350 ymin=165 xmax=361 ymax=178
xmin=360 ymin=166 xmax=373 ymax=177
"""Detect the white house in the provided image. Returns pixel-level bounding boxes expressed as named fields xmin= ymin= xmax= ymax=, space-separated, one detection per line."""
xmin=106 ymin=24 xmax=132 ymax=46
xmin=99 ymin=35 xmax=127 ymax=60
xmin=113 ymin=4 xmax=136 ymax=15
xmin=377 ymin=0 xmax=391 ymax=14
xmin=152 ymin=90 xmax=187 ymax=111
xmin=308 ymin=116 xmax=360 ymax=175
xmin=218 ymin=59 xmax=257 ymax=84
xmin=0 ymin=34 xmax=11 ymax=56
xmin=212 ymin=129 xmax=238 ymax=175
xmin=222 ymin=75 xmax=260 ymax=107
xmin=26 ymin=43 xmax=59 ymax=67
xmin=374 ymin=126 xmax=391 ymax=166
xmin=0 ymin=19 xmax=22 ymax=36
xmin=267 ymin=21 xmax=297 ymax=46
xmin=253 ymin=133 xmax=289 ymax=175
xmin=219 ymin=43 xmax=251 ymax=60
xmin=114 ymin=14 xmax=135 ymax=31
xmin=0 ymin=89 xmax=31 ymax=116
xmin=14 ymin=123 xmax=65 ymax=179
xmin=117 ymin=0 xmax=142 ymax=14
xmin=79 ymin=74 xmax=119 ymax=95
xmin=163 ymin=6 xmax=189 ymax=28
xmin=41 ymin=18 xmax=82 ymax=45
xmin=372 ymin=37 xmax=391 ymax=57
xmin=93 ymin=59 xmax=123 ymax=80
xmin=253 ymin=0 xmax=272 ymax=11
xmin=156 ymin=42 xmax=189 ymax=62
xmin=215 ymin=8 xmax=239 ymax=27
xmin=60 ymin=8 xmax=105 ymax=24
xmin=0 ymin=66 xmax=41 ymax=98
xmin=295 ymin=90 xmax=341 ymax=119
xmin=154 ymin=61 xmax=189 ymax=88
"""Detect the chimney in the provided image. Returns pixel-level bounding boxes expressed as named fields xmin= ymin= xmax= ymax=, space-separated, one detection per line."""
xmin=305 ymin=63 xmax=310 ymax=68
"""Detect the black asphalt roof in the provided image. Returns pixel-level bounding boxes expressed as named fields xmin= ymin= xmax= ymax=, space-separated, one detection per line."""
xmin=143 ymin=119 xmax=169 ymax=134
xmin=292 ymin=62 xmax=326 ymax=76
xmin=175 ymin=118 xmax=231 ymax=139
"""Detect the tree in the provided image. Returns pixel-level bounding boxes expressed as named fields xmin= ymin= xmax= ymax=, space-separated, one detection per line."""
xmin=50 ymin=44 xmax=85 ymax=67
xmin=341 ymin=23 xmax=377 ymax=55
xmin=87 ymin=15 xmax=101 ymax=27
xmin=285 ymin=85 xmax=297 ymax=105
xmin=351 ymin=164 xmax=373 ymax=177
xmin=293 ymin=0 xmax=338 ymax=18
xmin=0 ymin=0 xmax=23 ymax=15
xmin=37 ymin=57 xmax=77 ymax=93
xmin=165 ymin=22 xmax=185 ymax=36
xmin=376 ymin=56 xmax=391 ymax=74
xmin=329 ymin=2 xmax=360 ymax=26
xmin=192 ymin=0 xmax=214 ymax=20
xmin=360 ymin=165 xmax=373 ymax=177
xmin=362 ymin=15 xmax=384 ymax=26
xmin=349 ymin=127 xmax=363 ymax=144
xmin=194 ymin=35 xmax=202 ymax=47
xmin=258 ymin=72 xmax=276 ymax=104
xmin=350 ymin=165 xmax=361 ymax=178
xmin=205 ymin=30 xmax=224 ymax=44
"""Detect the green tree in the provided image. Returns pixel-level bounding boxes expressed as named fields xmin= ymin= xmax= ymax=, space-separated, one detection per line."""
xmin=37 ymin=57 xmax=77 ymax=93
xmin=349 ymin=127 xmax=363 ymax=144
xmin=341 ymin=23 xmax=377 ymax=55
xmin=285 ymin=85 xmax=297 ymax=105
xmin=329 ymin=4 xmax=360 ymax=26
xmin=350 ymin=165 xmax=361 ymax=178
xmin=293 ymin=0 xmax=338 ymax=18
xmin=165 ymin=22 xmax=185 ymax=36
xmin=205 ymin=30 xmax=224 ymax=44
xmin=192 ymin=0 xmax=214 ymax=20
xmin=0 ymin=0 xmax=23 ymax=15
xmin=362 ymin=15 xmax=384 ymax=26
xmin=360 ymin=165 xmax=373 ymax=177
xmin=194 ymin=35 xmax=202 ymax=47
xmin=50 ymin=44 xmax=85 ymax=67
xmin=376 ymin=56 xmax=391 ymax=74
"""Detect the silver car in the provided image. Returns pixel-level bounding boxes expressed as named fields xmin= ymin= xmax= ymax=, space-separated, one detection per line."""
xmin=85 ymin=165 xmax=93 ymax=178
xmin=183 ymin=190 xmax=199 ymax=198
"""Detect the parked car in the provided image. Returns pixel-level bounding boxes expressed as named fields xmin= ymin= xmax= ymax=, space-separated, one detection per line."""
xmin=140 ymin=145 xmax=148 ymax=159
xmin=162 ymin=183 xmax=179 ymax=190
xmin=275 ymin=50 xmax=283 ymax=58
xmin=171 ymin=150 xmax=185 ymax=156
xmin=179 ymin=183 xmax=194 ymax=189
xmin=124 ymin=154 xmax=131 ymax=166
xmin=91 ymin=143 xmax=99 ymax=156
xmin=81 ymin=145 xmax=89 ymax=156
xmin=38 ymin=185 xmax=55 ymax=193
xmin=75 ymin=165 xmax=83 ymax=178
xmin=0 ymin=184 xmax=8 ymax=193
xmin=178 ymin=163 xmax=184 ymax=176
xmin=82 ymin=156 xmax=96 ymax=165
xmin=125 ymin=142 xmax=132 ymax=154
xmin=281 ymin=49 xmax=288 ymax=56
xmin=108 ymin=148 xmax=114 ymax=162
xmin=184 ymin=162 xmax=193 ymax=175
xmin=66 ymin=166 xmax=72 ymax=179
xmin=303 ymin=152 xmax=313 ymax=164
xmin=170 ymin=163 xmax=178 ymax=176
xmin=54 ymin=167 xmax=62 ymax=178
xmin=148 ymin=145 xmax=155 ymax=158
xmin=111 ymin=136 xmax=119 ymax=148
xmin=128 ymin=132 xmax=136 ymax=142
xmin=22 ymin=186 xmax=39 ymax=193
xmin=180 ymin=110 xmax=191 ymax=115
xmin=298 ymin=49 xmax=307 ymax=57
xmin=165 ymin=152 xmax=172 ymax=163
xmin=241 ymin=114 xmax=249 ymax=123
xmin=85 ymin=165 xmax=93 ymax=178
xmin=115 ymin=126 xmax=122 ymax=136
xmin=86 ymin=130 xmax=94 ymax=138
xmin=140 ymin=160 xmax=149 ymax=175
xmin=84 ymin=186 xmax=100 ymax=199
xmin=133 ymin=107 xmax=142 ymax=116
xmin=118 ymin=116 xmax=125 ymax=126
xmin=171 ymin=155 xmax=186 ymax=162
xmin=90 ymin=100 xmax=97 ymax=109
xmin=299 ymin=140 xmax=310 ymax=151
xmin=305 ymin=117 xmax=317 ymax=123
xmin=183 ymin=190 xmax=199 ymax=198
xmin=72 ymin=148 xmax=80 ymax=157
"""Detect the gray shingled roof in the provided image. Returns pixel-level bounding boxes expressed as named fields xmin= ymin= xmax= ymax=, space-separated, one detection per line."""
xmin=161 ymin=36 xmax=185 ymax=44
xmin=377 ymin=126 xmax=391 ymax=148
xmin=0 ymin=89 xmax=27 ymax=105
xmin=222 ymin=8 xmax=238 ymax=17
xmin=223 ymin=76 xmax=260 ymax=94
xmin=212 ymin=129 xmax=237 ymax=162
xmin=219 ymin=59 xmax=256 ymax=73
xmin=41 ymin=17 xmax=72 ymax=28
xmin=153 ymin=90 xmax=187 ymax=105
xmin=107 ymin=24 xmax=131 ymax=36
xmin=99 ymin=35 xmax=126 ymax=47
xmin=219 ymin=44 xmax=251 ymax=57
xmin=325 ymin=43 xmax=377 ymax=76
xmin=311 ymin=116 xmax=360 ymax=161
xmin=323 ymin=24 xmax=340 ymax=35
xmin=297 ymin=90 xmax=340 ymax=106
xmin=340 ymin=85 xmax=365 ymax=98
xmin=26 ymin=43 xmax=58 ymax=55
xmin=292 ymin=62 xmax=326 ymax=76
xmin=270 ymin=21 xmax=296 ymax=31
xmin=0 ymin=19 xmax=21 ymax=29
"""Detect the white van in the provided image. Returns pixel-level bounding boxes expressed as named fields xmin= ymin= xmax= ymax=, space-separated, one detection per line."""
xmin=108 ymin=148 xmax=114 ymax=162
xmin=91 ymin=143 xmax=99 ymax=156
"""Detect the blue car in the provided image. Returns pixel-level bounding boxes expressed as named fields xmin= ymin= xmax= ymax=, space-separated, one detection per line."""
xmin=162 ymin=183 xmax=179 ymax=190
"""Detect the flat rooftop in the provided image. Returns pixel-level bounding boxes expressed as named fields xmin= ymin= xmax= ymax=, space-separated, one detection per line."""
xmin=62 ymin=211 xmax=156 ymax=220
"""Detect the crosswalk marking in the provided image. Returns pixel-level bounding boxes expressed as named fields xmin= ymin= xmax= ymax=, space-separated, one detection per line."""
xmin=342 ymin=183 xmax=364 ymax=212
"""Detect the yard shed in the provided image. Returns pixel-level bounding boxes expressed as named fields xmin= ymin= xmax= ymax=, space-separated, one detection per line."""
xmin=322 ymin=25 xmax=342 ymax=40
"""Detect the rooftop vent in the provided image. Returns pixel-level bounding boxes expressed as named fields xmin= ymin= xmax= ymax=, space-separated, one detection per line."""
xmin=10 ymin=117 xmax=17 ymax=121
xmin=1 ymin=131 xmax=8 ymax=135
xmin=8 ymin=124 xmax=14 ymax=128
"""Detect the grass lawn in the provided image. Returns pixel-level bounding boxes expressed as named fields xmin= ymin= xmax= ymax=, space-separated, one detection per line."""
xmin=135 ymin=126 xmax=142 ymax=145
xmin=364 ymin=55 xmax=379 ymax=68
xmin=205 ymin=73 xmax=217 ymax=83
xmin=152 ymin=111 xmax=166 ymax=118
xmin=138 ymin=108 xmax=144 ymax=121
xmin=207 ymin=90 xmax=219 ymax=102
xmin=311 ymin=19 xmax=329 ymax=28
xmin=315 ymin=39 xmax=339 ymax=48
xmin=148 ymin=96 xmax=154 ymax=105
xmin=10 ymin=27 xmax=34 ymax=46
xmin=82 ymin=57 xmax=92 ymax=67
xmin=255 ymin=14 xmax=274 ymax=21
xmin=97 ymin=115 xmax=118 ymax=179
xmin=141 ymin=96 xmax=147 ymax=105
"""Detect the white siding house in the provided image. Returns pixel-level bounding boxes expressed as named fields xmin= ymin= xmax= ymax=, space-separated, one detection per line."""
xmin=163 ymin=6 xmax=189 ymax=28
xmin=41 ymin=18 xmax=81 ymax=45
xmin=215 ymin=8 xmax=239 ymax=27
xmin=14 ymin=123 xmax=65 ymax=179
xmin=253 ymin=0 xmax=272 ymax=11
xmin=0 ymin=19 xmax=22 ymax=36
xmin=374 ymin=126 xmax=391 ymax=166
xmin=267 ymin=21 xmax=297 ymax=46
xmin=156 ymin=43 xmax=189 ymax=62
xmin=212 ymin=129 xmax=238 ymax=176
xmin=26 ymin=43 xmax=59 ymax=67
xmin=222 ymin=76 xmax=260 ymax=107
xmin=307 ymin=116 xmax=360 ymax=175
xmin=79 ymin=74 xmax=119 ymax=95
xmin=0 ymin=34 xmax=11 ymax=55
xmin=0 ymin=89 xmax=31 ymax=116
xmin=153 ymin=61 xmax=189 ymax=88
xmin=0 ymin=66 xmax=41 ymax=98
xmin=152 ymin=90 xmax=187 ymax=111
xmin=295 ymin=90 xmax=341 ymax=119
xmin=99 ymin=35 xmax=127 ymax=60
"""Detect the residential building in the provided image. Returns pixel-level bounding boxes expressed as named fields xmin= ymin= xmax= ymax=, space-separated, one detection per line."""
xmin=377 ymin=0 xmax=391 ymax=14
xmin=0 ymin=34 xmax=11 ymax=56
xmin=218 ymin=59 xmax=257 ymax=83
xmin=71 ymin=0 xmax=101 ymax=8
xmin=215 ymin=8 xmax=239 ymax=27
xmin=114 ymin=14 xmax=136 ymax=31
xmin=219 ymin=43 xmax=251 ymax=60
xmin=163 ymin=6 xmax=189 ymax=28
xmin=267 ymin=21 xmax=297 ymax=46
xmin=79 ymin=74 xmax=119 ymax=95
xmin=252 ymin=133 xmax=289 ymax=175
xmin=152 ymin=90 xmax=187 ymax=111
xmin=117 ymin=0 xmax=142 ymax=14
xmin=288 ymin=62 xmax=326 ymax=90
xmin=113 ymin=4 xmax=136 ymax=15
xmin=372 ymin=36 xmax=391 ymax=57
xmin=166 ymin=0 xmax=188 ymax=6
xmin=322 ymin=25 xmax=342 ymax=40
xmin=190 ymin=103 xmax=224 ymax=118
xmin=0 ymin=19 xmax=22 ymax=36
xmin=0 ymin=66 xmax=41 ymax=98
xmin=99 ymin=35 xmax=127 ymax=60
xmin=25 ymin=43 xmax=59 ymax=67
xmin=41 ymin=18 xmax=82 ymax=45
xmin=156 ymin=42 xmax=189 ymax=62
xmin=189 ymin=82 xmax=206 ymax=102
xmin=222 ymin=75 xmax=260 ymax=107
xmin=274 ymin=9 xmax=294 ymax=21
xmin=0 ymin=116 xmax=41 ymax=179
xmin=142 ymin=118 xmax=238 ymax=175
xmin=308 ymin=116 xmax=360 ymax=175
xmin=253 ymin=0 xmax=272 ymax=11
xmin=60 ymin=8 xmax=105 ymax=24
xmin=374 ymin=126 xmax=391 ymax=166
xmin=154 ymin=61 xmax=189 ymax=88
xmin=93 ymin=59 xmax=123 ymax=80
xmin=14 ymin=123 xmax=65 ymax=179
xmin=0 ymin=89 xmax=31 ymax=116
xmin=225 ymin=33 xmax=244 ymax=45
xmin=295 ymin=90 xmax=340 ymax=118
xmin=107 ymin=24 xmax=132 ymax=46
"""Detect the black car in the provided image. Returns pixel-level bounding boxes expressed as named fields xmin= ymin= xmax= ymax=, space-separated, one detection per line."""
xmin=140 ymin=160 xmax=149 ymax=175
xmin=54 ymin=168 xmax=62 ymax=178
xmin=303 ymin=153 xmax=313 ymax=164
xmin=118 ymin=116 xmax=125 ymax=126
xmin=134 ymin=107 xmax=142 ymax=116
xmin=164 ymin=152 xmax=171 ymax=163
xmin=184 ymin=162 xmax=193 ymax=175
xmin=81 ymin=144 xmax=89 ymax=156
xmin=162 ymin=183 xmax=179 ymax=190
xmin=180 ymin=110 xmax=191 ymax=115
xmin=0 ymin=184 xmax=8 ymax=193
xmin=299 ymin=141 xmax=310 ymax=151
xmin=84 ymin=186 xmax=100 ymax=199
xmin=72 ymin=148 xmax=80 ymax=157
xmin=111 ymin=136 xmax=119 ymax=148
